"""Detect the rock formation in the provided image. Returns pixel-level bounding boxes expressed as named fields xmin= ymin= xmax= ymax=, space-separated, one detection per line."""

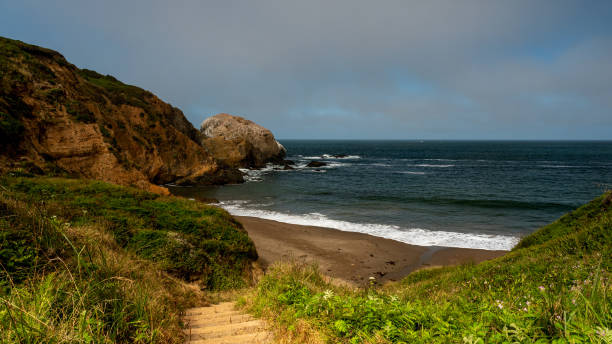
xmin=0 ymin=36 xmax=281 ymax=193
xmin=200 ymin=113 xmax=286 ymax=168
xmin=306 ymin=161 xmax=327 ymax=168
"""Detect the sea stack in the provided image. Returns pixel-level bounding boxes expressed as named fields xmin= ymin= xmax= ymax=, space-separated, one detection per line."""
xmin=200 ymin=113 xmax=286 ymax=168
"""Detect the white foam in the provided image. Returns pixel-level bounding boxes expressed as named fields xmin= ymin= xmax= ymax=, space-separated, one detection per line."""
xmin=539 ymin=165 xmax=585 ymax=168
xmin=219 ymin=201 xmax=518 ymax=251
xmin=322 ymin=162 xmax=351 ymax=168
xmin=398 ymin=171 xmax=427 ymax=175
xmin=414 ymin=164 xmax=455 ymax=168
xmin=301 ymin=154 xmax=361 ymax=160
xmin=239 ymin=163 xmax=286 ymax=182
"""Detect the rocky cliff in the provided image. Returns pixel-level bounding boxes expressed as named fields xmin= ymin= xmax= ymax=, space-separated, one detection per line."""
xmin=200 ymin=113 xmax=286 ymax=168
xmin=0 ymin=37 xmax=281 ymax=192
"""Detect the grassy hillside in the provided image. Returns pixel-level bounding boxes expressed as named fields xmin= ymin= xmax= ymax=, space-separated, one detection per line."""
xmin=0 ymin=175 xmax=257 ymax=343
xmin=244 ymin=192 xmax=612 ymax=343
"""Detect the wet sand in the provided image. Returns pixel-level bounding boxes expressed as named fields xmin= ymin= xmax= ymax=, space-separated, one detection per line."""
xmin=235 ymin=216 xmax=507 ymax=286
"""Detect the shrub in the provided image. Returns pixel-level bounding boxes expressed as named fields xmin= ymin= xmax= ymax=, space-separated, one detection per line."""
xmin=65 ymin=101 xmax=96 ymax=123
xmin=2 ymin=176 xmax=257 ymax=290
xmin=0 ymin=193 xmax=203 ymax=343
xmin=0 ymin=112 xmax=24 ymax=144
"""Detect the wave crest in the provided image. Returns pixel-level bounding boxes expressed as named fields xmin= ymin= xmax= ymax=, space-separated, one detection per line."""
xmin=219 ymin=201 xmax=518 ymax=251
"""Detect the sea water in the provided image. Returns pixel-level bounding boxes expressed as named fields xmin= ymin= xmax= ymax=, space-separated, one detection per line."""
xmin=169 ymin=141 xmax=612 ymax=251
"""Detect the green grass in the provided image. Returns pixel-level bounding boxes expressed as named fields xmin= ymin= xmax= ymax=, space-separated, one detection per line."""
xmin=0 ymin=189 xmax=204 ymax=343
xmin=244 ymin=192 xmax=612 ymax=343
xmin=1 ymin=176 xmax=257 ymax=290
xmin=0 ymin=175 xmax=260 ymax=343
xmin=77 ymin=69 xmax=155 ymax=113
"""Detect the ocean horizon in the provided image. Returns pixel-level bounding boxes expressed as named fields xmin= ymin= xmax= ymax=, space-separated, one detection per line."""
xmin=169 ymin=140 xmax=612 ymax=251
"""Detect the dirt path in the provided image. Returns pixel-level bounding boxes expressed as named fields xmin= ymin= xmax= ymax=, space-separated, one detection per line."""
xmin=183 ymin=302 xmax=272 ymax=344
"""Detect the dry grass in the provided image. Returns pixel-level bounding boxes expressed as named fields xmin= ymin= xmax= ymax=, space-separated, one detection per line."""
xmin=0 ymin=191 xmax=207 ymax=343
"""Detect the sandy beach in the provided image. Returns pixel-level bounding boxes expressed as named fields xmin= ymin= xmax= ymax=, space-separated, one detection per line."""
xmin=235 ymin=216 xmax=507 ymax=286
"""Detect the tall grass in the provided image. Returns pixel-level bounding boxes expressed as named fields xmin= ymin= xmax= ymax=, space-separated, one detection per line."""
xmin=0 ymin=177 xmax=248 ymax=343
xmin=2 ymin=176 xmax=257 ymax=290
xmin=244 ymin=192 xmax=612 ymax=343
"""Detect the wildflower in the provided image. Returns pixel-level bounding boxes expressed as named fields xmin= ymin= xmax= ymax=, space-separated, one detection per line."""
xmin=538 ymin=286 xmax=545 ymax=291
xmin=323 ymin=290 xmax=334 ymax=300
xmin=572 ymin=298 xmax=576 ymax=305
xmin=522 ymin=307 xmax=528 ymax=312
xmin=526 ymin=301 xmax=531 ymax=306
xmin=597 ymin=327 xmax=610 ymax=338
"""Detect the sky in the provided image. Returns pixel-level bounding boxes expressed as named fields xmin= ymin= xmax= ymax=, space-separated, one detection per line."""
xmin=1 ymin=1 xmax=611 ymax=140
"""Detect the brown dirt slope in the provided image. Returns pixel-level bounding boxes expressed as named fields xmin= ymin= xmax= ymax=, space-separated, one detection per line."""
xmin=0 ymin=36 xmax=242 ymax=193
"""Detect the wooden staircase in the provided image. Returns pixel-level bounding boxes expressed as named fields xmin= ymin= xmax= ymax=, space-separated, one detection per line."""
xmin=184 ymin=302 xmax=272 ymax=344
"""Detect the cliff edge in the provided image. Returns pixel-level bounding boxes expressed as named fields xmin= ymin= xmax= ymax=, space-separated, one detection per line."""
xmin=0 ymin=37 xmax=282 ymax=192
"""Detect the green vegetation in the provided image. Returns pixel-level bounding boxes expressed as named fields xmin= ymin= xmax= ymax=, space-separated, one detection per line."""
xmin=244 ymin=192 xmax=612 ymax=343
xmin=1 ymin=187 xmax=195 ymax=343
xmin=0 ymin=37 xmax=59 ymax=85
xmin=77 ymin=69 xmax=155 ymax=113
xmin=0 ymin=176 xmax=259 ymax=343
xmin=66 ymin=100 xmax=96 ymax=123
xmin=1 ymin=176 xmax=257 ymax=289
xmin=0 ymin=112 xmax=24 ymax=144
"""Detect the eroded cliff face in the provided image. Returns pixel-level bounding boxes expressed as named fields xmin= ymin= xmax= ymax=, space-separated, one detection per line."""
xmin=200 ymin=113 xmax=286 ymax=168
xmin=0 ymin=36 xmax=242 ymax=192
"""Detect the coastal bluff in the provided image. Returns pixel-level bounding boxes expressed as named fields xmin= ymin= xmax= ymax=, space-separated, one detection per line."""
xmin=0 ymin=36 xmax=282 ymax=193
xmin=200 ymin=113 xmax=286 ymax=168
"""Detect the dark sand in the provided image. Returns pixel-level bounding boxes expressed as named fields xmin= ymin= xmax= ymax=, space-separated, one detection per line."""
xmin=236 ymin=216 xmax=507 ymax=286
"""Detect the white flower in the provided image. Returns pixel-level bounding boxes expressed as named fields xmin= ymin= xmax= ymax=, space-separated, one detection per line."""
xmin=323 ymin=290 xmax=334 ymax=300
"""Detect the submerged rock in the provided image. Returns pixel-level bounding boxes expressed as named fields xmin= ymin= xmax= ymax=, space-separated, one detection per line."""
xmin=307 ymin=161 xmax=327 ymax=168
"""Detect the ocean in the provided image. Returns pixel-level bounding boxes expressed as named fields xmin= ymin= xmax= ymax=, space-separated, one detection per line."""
xmin=168 ymin=140 xmax=612 ymax=251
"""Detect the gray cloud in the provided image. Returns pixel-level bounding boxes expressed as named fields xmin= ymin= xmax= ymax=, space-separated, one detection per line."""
xmin=2 ymin=0 xmax=611 ymax=139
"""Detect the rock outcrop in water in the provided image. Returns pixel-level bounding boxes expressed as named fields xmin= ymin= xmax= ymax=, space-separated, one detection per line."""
xmin=0 ymin=36 xmax=283 ymax=192
xmin=200 ymin=113 xmax=286 ymax=168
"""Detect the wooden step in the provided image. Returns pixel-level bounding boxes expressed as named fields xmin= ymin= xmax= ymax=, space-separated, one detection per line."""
xmin=184 ymin=301 xmax=273 ymax=343
xmin=188 ymin=331 xmax=272 ymax=344
xmin=186 ymin=314 xmax=255 ymax=328
xmin=184 ymin=310 xmax=244 ymax=320
xmin=185 ymin=303 xmax=236 ymax=315
xmin=185 ymin=319 xmax=265 ymax=339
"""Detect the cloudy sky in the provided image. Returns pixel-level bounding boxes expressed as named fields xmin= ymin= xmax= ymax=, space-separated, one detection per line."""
xmin=1 ymin=1 xmax=611 ymax=139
